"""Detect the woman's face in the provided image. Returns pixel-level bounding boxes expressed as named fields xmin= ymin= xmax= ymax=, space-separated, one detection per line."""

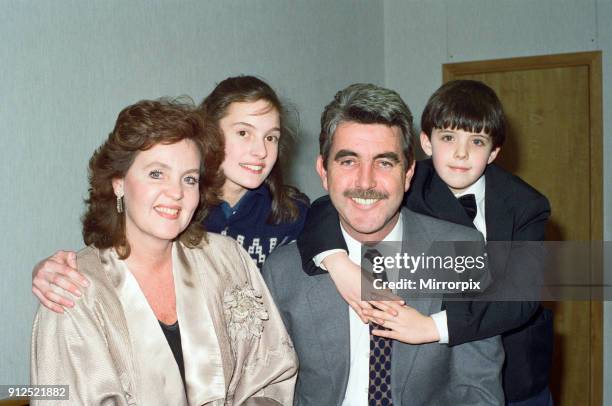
xmin=113 ymin=139 xmax=201 ymax=249
xmin=219 ymin=100 xmax=280 ymax=205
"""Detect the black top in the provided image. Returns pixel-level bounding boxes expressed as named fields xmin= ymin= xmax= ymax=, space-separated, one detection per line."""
xmin=159 ymin=320 xmax=186 ymax=388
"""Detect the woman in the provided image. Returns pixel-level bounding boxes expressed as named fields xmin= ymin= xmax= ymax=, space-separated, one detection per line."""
xmin=32 ymin=76 xmax=308 ymax=311
xmin=31 ymin=99 xmax=297 ymax=405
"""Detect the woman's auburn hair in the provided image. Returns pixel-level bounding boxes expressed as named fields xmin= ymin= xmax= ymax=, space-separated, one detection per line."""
xmin=200 ymin=75 xmax=309 ymax=224
xmin=82 ymin=98 xmax=224 ymax=258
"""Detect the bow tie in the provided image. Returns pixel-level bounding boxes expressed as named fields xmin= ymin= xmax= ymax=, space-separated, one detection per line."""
xmin=458 ymin=194 xmax=477 ymax=221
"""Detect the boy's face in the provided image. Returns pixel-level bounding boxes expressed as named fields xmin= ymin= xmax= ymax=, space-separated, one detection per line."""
xmin=420 ymin=128 xmax=500 ymax=194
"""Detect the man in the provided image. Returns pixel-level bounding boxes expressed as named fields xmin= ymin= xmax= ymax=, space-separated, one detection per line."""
xmin=262 ymin=83 xmax=504 ymax=405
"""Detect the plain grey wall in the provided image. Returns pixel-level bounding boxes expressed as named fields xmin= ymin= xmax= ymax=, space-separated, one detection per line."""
xmin=0 ymin=0 xmax=383 ymax=385
xmin=383 ymin=0 xmax=611 ymax=403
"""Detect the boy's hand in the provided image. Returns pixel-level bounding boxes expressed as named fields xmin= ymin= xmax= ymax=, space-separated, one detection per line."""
xmin=364 ymin=301 xmax=440 ymax=344
xmin=32 ymin=250 xmax=89 ymax=313
xmin=323 ymin=252 xmax=403 ymax=323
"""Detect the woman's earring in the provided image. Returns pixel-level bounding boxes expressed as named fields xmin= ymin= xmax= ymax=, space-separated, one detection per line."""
xmin=116 ymin=195 xmax=124 ymax=213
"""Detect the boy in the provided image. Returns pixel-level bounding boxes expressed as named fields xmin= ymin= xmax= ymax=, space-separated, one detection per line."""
xmin=297 ymin=80 xmax=553 ymax=405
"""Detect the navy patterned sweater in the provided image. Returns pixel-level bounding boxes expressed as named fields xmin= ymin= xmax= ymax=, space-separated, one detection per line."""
xmin=204 ymin=185 xmax=309 ymax=269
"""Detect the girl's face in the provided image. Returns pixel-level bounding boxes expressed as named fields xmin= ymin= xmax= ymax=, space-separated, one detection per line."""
xmin=219 ymin=99 xmax=281 ymax=205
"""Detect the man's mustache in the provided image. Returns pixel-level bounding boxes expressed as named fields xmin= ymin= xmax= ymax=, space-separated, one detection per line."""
xmin=343 ymin=189 xmax=389 ymax=200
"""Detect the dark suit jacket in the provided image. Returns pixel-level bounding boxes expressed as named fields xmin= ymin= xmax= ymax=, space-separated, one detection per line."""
xmin=265 ymin=208 xmax=504 ymax=406
xmin=297 ymin=160 xmax=553 ymax=402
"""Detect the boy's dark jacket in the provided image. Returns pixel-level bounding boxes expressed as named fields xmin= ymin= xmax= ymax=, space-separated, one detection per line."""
xmin=297 ymin=159 xmax=553 ymax=401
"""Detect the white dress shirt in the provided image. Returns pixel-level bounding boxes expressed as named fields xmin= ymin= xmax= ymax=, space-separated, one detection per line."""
xmin=341 ymin=215 xmax=403 ymax=406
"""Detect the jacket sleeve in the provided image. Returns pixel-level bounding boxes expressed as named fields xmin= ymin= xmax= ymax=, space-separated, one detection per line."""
xmin=283 ymin=193 xmax=310 ymax=246
xmin=443 ymin=335 xmax=505 ymax=405
xmin=514 ymin=194 xmax=551 ymax=241
xmin=296 ymin=195 xmax=348 ymax=274
xmin=445 ymin=194 xmax=551 ymax=345
xmin=31 ymin=303 xmax=129 ymax=405
xmin=229 ymin=244 xmax=298 ymax=406
xmin=445 ymin=301 xmax=539 ymax=345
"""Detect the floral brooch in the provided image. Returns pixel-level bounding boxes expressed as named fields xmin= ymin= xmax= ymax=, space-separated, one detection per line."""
xmin=223 ymin=285 xmax=269 ymax=343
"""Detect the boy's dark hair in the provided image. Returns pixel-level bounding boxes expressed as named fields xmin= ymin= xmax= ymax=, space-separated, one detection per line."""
xmin=421 ymin=80 xmax=506 ymax=148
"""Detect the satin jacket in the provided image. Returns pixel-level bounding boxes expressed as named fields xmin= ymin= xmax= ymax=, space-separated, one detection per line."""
xmin=31 ymin=234 xmax=297 ymax=405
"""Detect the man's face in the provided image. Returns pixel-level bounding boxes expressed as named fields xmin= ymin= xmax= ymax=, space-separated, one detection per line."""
xmin=316 ymin=122 xmax=414 ymax=243
xmin=420 ymin=128 xmax=500 ymax=194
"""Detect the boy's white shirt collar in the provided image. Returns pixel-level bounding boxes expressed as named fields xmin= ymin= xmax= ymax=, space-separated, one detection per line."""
xmin=453 ymin=173 xmax=485 ymax=201
xmin=453 ymin=174 xmax=487 ymax=241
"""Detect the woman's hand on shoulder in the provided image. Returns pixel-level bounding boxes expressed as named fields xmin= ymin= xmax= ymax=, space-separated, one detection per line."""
xmin=32 ymin=250 xmax=89 ymax=313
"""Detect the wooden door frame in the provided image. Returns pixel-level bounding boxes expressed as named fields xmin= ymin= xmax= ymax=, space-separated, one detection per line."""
xmin=442 ymin=51 xmax=603 ymax=406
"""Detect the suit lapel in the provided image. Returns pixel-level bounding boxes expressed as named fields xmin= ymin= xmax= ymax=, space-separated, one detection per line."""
xmin=484 ymin=167 xmax=513 ymax=241
xmin=307 ymin=275 xmax=351 ymax=405
xmin=424 ymin=171 xmax=475 ymax=228
xmin=174 ymin=242 xmax=228 ymax=406
xmin=483 ymin=168 xmax=515 ymax=287
xmin=485 ymin=190 xmax=513 ymax=241
xmin=390 ymin=209 xmax=440 ymax=404
xmin=391 ymin=292 xmax=436 ymax=405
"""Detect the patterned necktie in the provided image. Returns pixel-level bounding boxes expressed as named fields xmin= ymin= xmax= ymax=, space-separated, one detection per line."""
xmin=369 ymin=323 xmax=393 ymax=405
xmin=364 ymin=248 xmax=393 ymax=405
xmin=458 ymin=194 xmax=477 ymax=221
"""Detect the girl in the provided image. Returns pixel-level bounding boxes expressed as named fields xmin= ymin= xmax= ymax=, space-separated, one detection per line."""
xmin=201 ymin=76 xmax=308 ymax=269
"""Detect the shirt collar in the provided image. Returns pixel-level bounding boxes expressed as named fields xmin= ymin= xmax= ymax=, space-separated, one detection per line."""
xmin=340 ymin=213 xmax=403 ymax=263
xmin=454 ymin=174 xmax=485 ymax=202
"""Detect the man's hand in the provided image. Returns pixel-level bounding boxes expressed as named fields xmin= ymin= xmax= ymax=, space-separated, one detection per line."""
xmin=323 ymin=252 xmax=403 ymax=323
xmin=364 ymin=301 xmax=440 ymax=344
xmin=32 ymin=250 xmax=89 ymax=313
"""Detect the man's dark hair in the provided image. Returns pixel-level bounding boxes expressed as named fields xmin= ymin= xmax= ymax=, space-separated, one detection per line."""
xmin=319 ymin=83 xmax=416 ymax=168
